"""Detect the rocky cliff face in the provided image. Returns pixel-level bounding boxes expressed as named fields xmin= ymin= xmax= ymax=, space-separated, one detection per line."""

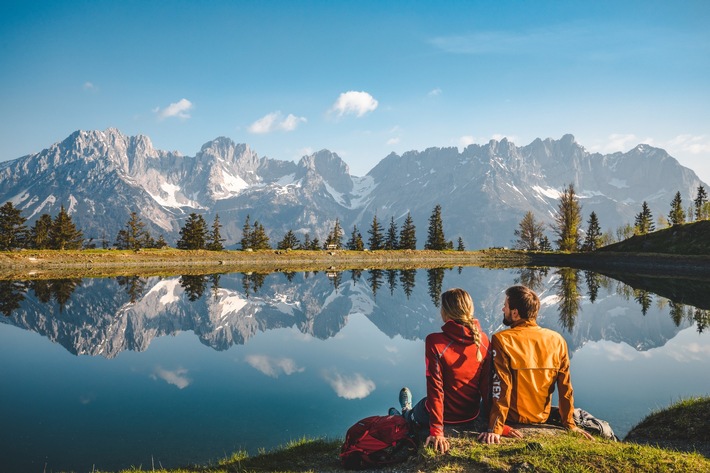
xmin=0 ymin=129 xmax=704 ymax=249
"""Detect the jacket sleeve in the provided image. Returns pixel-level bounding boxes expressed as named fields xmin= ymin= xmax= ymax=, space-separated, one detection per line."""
xmin=478 ymin=342 xmax=492 ymax=420
xmin=488 ymin=334 xmax=512 ymax=435
xmin=425 ymin=337 xmax=445 ymax=437
xmin=556 ymin=339 xmax=576 ymax=430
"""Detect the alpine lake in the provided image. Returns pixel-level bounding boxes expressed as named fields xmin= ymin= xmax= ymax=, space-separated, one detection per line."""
xmin=1 ymin=264 xmax=709 ymax=473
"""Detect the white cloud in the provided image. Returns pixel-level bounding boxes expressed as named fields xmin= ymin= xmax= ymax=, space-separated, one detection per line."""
xmin=386 ymin=137 xmax=400 ymax=145
xmin=428 ymin=87 xmax=442 ymax=96
xmin=151 ymin=366 xmax=191 ymax=389
xmin=459 ymin=135 xmax=475 ymax=149
xmin=154 ymin=98 xmax=193 ymax=120
xmin=331 ymin=91 xmax=378 ymax=117
xmin=246 ymin=355 xmax=304 ymax=378
xmin=83 ymin=81 xmax=97 ymax=92
xmin=667 ymin=134 xmax=710 ymax=154
xmin=323 ymin=370 xmax=376 ymax=399
xmin=248 ymin=111 xmax=306 ymax=134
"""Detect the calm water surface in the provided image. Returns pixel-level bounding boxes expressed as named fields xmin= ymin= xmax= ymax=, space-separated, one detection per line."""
xmin=1 ymin=267 xmax=709 ymax=472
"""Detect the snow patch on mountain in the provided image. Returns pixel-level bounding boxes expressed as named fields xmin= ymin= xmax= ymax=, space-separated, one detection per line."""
xmin=609 ymin=178 xmax=629 ymax=189
xmin=219 ymin=291 xmax=248 ymax=318
xmin=145 ymin=279 xmax=182 ymax=306
xmin=532 ymin=186 xmax=561 ymax=200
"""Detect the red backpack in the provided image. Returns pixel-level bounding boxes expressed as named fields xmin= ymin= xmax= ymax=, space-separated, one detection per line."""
xmin=340 ymin=414 xmax=418 ymax=469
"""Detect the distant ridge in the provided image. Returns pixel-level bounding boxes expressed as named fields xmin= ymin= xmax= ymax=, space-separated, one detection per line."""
xmin=0 ymin=129 xmax=705 ymax=249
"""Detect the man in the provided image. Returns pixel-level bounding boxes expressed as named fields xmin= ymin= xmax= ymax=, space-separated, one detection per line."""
xmin=478 ymin=285 xmax=593 ymax=444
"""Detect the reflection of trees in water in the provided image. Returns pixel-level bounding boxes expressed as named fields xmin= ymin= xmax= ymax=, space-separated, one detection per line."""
xmin=400 ymin=269 xmax=416 ymax=299
xmin=210 ymin=274 xmax=221 ymax=299
xmin=386 ymin=269 xmax=398 ymax=295
xmin=0 ymin=280 xmax=27 ymax=316
xmin=584 ymin=271 xmax=600 ymax=303
xmin=116 ymin=276 xmax=147 ymax=303
xmin=239 ymin=272 xmax=267 ymax=298
xmin=554 ymin=268 xmax=581 ymax=332
xmin=634 ymin=289 xmax=653 ymax=315
xmin=516 ymin=267 xmax=548 ymax=292
xmin=350 ymin=269 xmax=362 ymax=284
xmin=29 ymin=279 xmax=82 ymax=312
xmin=328 ymin=271 xmax=342 ymax=292
xmin=367 ymin=269 xmax=383 ymax=298
xmin=693 ymin=308 xmax=710 ymax=333
xmin=427 ymin=268 xmax=446 ymax=308
xmin=180 ymin=275 xmax=207 ymax=301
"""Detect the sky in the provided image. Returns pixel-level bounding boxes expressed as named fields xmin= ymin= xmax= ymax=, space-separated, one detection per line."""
xmin=1 ymin=0 xmax=709 ymax=182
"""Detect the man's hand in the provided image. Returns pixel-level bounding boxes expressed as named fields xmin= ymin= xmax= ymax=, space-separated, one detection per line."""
xmin=477 ymin=432 xmax=501 ymax=444
xmin=570 ymin=426 xmax=594 ymax=440
xmin=424 ymin=434 xmax=450 ymax=454
xmin=503 ymin=426 xmax=523 ymax=439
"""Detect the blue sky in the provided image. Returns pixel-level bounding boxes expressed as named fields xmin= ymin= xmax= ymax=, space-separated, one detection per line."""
xmin=1 ymin=0 xmax=709 ymax=182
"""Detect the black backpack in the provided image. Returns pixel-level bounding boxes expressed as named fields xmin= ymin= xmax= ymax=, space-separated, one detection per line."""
xmin=340 ymin=415 xmax=418 ymax=469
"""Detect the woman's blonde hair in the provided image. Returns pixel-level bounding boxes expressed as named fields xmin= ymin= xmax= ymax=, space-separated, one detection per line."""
xmin=440 ymin=288 xmax=482 ymax=361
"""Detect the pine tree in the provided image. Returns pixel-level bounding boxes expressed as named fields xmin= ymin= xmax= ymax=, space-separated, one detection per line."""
xmin=425 ymin=204 xmax=447 ymax=250
xmin=539 ymin=235 xmax=552 ymax=252
xmin=176 ymin=213 xmax=207 ymax=250
xmin=398 ymin=212 xmax=417 ymax=250
xmin=367 ymin=214 xmax=384 ymax=250
xmin=694 ymin=185 xmax=708 ymax=221
xmin=346 ymin=225 xmax=364 ymax=251
xmin=115 ymin=212 xmax=152 ymax=251
xmin=29 ymin=214 xmax=53 ymax=249
xmin=301 ymin=233 xmax=312 ymax=250
xmin=325 ymin=219 xmax=343 ymax=249
xmin=250 ymin=221 xmax=271 ymax=250
xmin=49 ymin=205 xmax=84 ymax=250
xmin=0 ymin=201 xmax=27 ymax=250
xmin=240 ymin=215 xmax=252 ymax=250
xmin=634 ymin=201 xmax=655 ymax=235
xmin=207 ymin=214 xmax=225 ymax=251
xmin=154 ymin=235 xmax=168 ymax=249
xmin=581 ymin=212 xmax=603 ymax=252
xmin=456 ymin=237 xmax=465 ymax=251
xmin=553 ymin=184 xmax=582 ymax=252
xmin=513 ymin=211 xmax=544 ymax=250
xmin=277 ymin=230 xmax=300 ymax=250
xmin=384 ymin=217 xmax=398 ymax=250
xmin=668 ymin=191 xmax=686 ymax=226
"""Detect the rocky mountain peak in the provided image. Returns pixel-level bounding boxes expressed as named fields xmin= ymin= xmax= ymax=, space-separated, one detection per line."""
xmin=298 ymin=150 xmax=353 ymax=194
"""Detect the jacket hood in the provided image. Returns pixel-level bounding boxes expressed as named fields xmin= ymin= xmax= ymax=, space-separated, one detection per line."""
xmin=441 ymin=319 xmax=482 ymax=346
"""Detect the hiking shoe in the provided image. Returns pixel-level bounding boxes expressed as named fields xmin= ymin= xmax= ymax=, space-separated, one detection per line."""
xmin=388 ymin=407 xmax=401 ymax=416
xmin=399 ymin=387 xmax=412 ymax=412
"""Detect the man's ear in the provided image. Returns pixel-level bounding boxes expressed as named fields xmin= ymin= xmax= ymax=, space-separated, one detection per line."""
xmin=510 ymin=308 xmax=521 ymax=322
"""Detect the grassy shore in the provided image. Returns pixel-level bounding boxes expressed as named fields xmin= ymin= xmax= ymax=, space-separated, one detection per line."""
xmin=85 ymin=397 xmax=709 ymax=473
xmin=0 ymin=248 xmax=528 ymax=280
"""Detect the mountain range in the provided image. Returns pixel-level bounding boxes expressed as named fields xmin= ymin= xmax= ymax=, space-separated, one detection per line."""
xmin=0 ymin=128 xmax=705 ymax=248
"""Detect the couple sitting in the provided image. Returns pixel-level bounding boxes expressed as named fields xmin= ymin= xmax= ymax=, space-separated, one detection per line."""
xmin=391 ymin=286 xmax=593 ymax=454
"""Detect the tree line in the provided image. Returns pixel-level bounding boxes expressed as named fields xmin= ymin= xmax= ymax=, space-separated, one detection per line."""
xmin=0 ymin=202 xmax=466 ymax=252
xmin=513 ymin=184 xmax=709 ymax=252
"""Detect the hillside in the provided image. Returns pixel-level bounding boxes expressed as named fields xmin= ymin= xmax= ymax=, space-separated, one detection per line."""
xmin=598 ymin=220 xmax=710 ymax=256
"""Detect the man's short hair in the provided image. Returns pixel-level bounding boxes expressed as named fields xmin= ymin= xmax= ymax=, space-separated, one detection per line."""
xmin=505 ymin=285 xmax=540 ymax=320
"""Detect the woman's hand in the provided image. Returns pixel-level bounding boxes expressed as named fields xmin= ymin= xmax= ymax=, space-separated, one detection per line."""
xmin=424 ymin=434 xmax=450 ymax=454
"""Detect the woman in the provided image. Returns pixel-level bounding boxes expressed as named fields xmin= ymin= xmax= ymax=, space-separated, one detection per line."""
xmin=392 ymin=288 xmax=493 ymax=453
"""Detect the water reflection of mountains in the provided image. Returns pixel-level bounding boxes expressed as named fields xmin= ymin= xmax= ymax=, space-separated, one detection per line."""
xmin=1 ymin=267 xmax=707 ymax=358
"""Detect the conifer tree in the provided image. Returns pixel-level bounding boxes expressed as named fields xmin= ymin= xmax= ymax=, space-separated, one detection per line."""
xmin=301 ymin=233 xmax=312 ymax=250
xmin=384 ymin=217 xmax=398 ymax=250
xmin=325 ymin=219 xmax=343 ymax=249
xmin=367 ymin=214 xmax=384 ymax=250
xmin=539 ymin=235 xmax=552 ymax=252
xmin=154 ymin=235 xmax=168 ymax=249
xmin=49 ymin=205 xmax=84 ymax=250
xmin=346 ymin=225 xmax=364 ymax=251
xmin=0 ymin=201 xmax=27 ymax=250
xmin=581 ymin=212 xmax=603 ymax=252
xmin=249 ymin=221 xmax=271 ymax=250
xmin=29 ymin=214 xmax=53 ymax=249
xmin=115 ymin=212 xmax=152 ymax=251
xmin=177 ymin=213 xmax=207 ymax=250
xmin=694 ymin=185 xmax=708 ymax=221
xmin=514 ymin=211 xmax=545 ymax=250
xmin=398 ymin=212 xmax=417 ymax=250
xmin=634 ymin=201 xmax=655 ymax=235
xmin=277 ymin=230 xmax=300 ymax=250
xmin=425 ymin=204 xmax=447 ymax=250
xmin=240 ymin=215 xmax=252 ymax=250
xmin=207 ymin=214 xmax=225 ymax=251
xmin=668 ymin=191 xmax=686 ymax=226
xmin=553 ymin=184 xmax=582 ymax=252
xmin=456 ymin=237 xmax=465 ymax=251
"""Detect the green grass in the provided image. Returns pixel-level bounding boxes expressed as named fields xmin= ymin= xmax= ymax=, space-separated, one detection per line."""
xmin=599 ymin=220 xmax=710 ymax=255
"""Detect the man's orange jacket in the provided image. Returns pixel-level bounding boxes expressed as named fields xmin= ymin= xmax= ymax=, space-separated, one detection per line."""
xmin=487 ymin=319 xmax=575 ymax=434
